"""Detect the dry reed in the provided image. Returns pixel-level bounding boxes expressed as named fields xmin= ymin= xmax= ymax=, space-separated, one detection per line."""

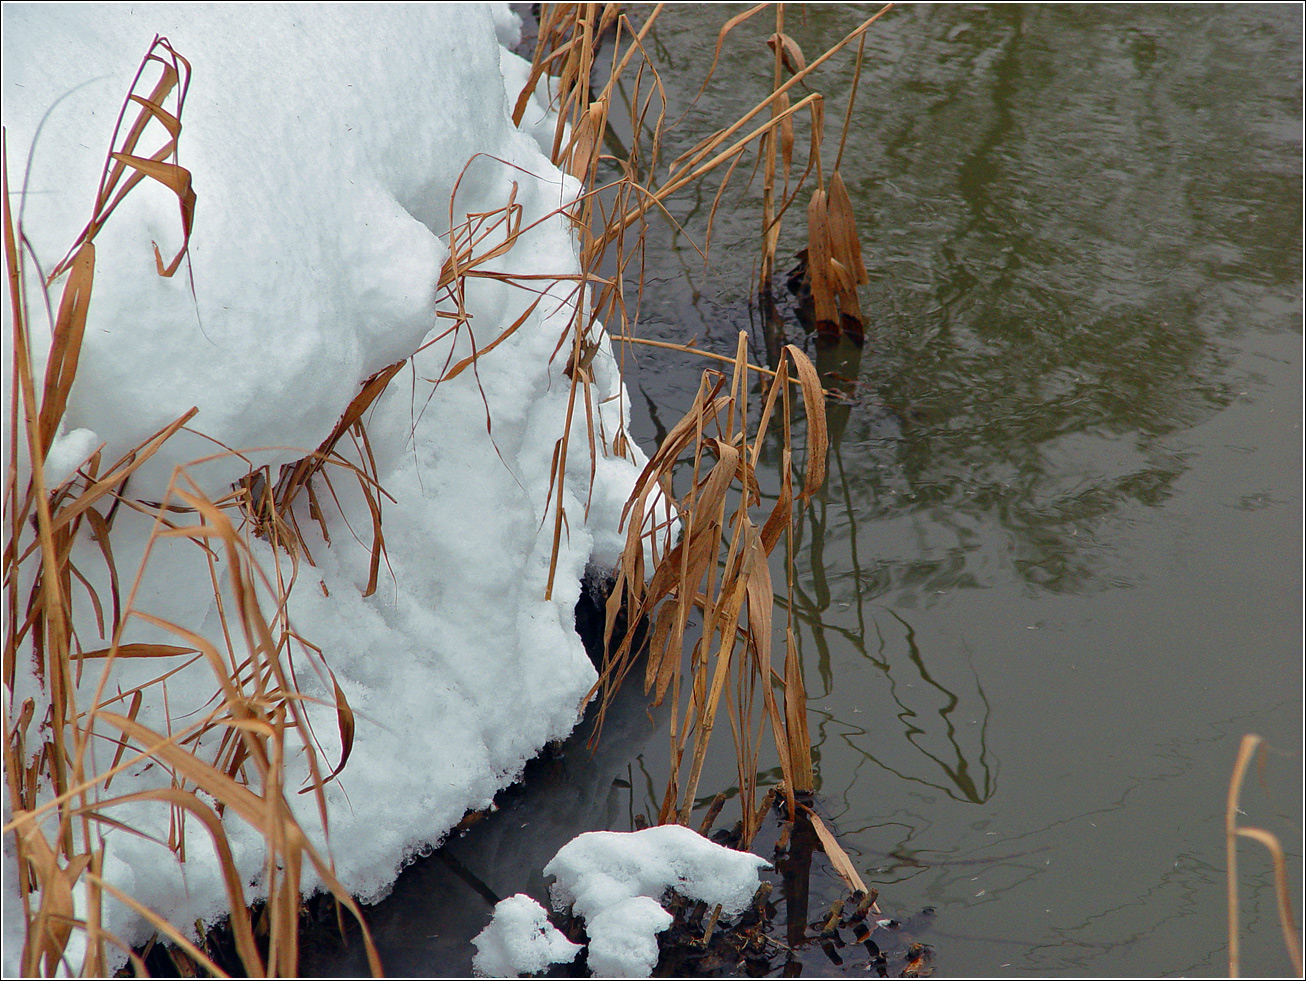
xmin=591 ymin=331 xmax=827 ymax=846
xmin=1225 ymin=733 xmax=1303 ymax=978
xmin=524 ymin=6 xmax=887 ymax=874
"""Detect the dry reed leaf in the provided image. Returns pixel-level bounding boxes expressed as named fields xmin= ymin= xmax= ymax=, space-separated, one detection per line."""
xmin=1234 ymin=824 xmax=1303 ymax=976
xmin=767 ymin=33 xmax=808 ymax=76
xmin=298 ymin=672 xmax=355 ymax=792
xmin=779 ymin=90 xmax=795 ymax=179
xmin=741 ymin=532 xmax=773 ymax=684
xmin=784 ymin=344 xmax=828 ymax=503
xmin=512 ymin=34 xmax=580 ymax=126
xmin=357 ymin=477 xmax=385 ymax=597
xmin=1226 ymin=733 xmax=1304 ymax=977
xmin=783 ymin=626 xmax=813 ymax=793
xmin=677 ymin=592 xmax=744 ymax=825
xmin=809 ymin=84 xmax=827 ymax=166
xmin=109 ymin=151 xmax=195 ymax=277
xmin=80 ymin=847 xmax=108 ymax=977
xmin=565 ymin=101 xmax=607 ymax=184
xmin=803 ymin=806 xmax=869 ymax=895
xmin=74 ymin=643 xmax=196 ymax=659
xmin=102 ymin=690 xmax=144 ymax=791
xmin=83 ymin=506 xmax=123 ymax=633
xmin=645 ymin=606 xmax=680 ymax=703
xmin=827 ymin=169 xmax=867 ymax=285
xmin=758 ymin=447 xmax=793 ymax=555
xmin=826 ymin=255 xmax=857 ymax=295
xmin=806 ymin=189 xmax=839 ymax=335
xmin=38 ymin=243 xmax=94 ymax=456
xmin=826 ymin=169 xmax=867 ymax=339
xmin=14 ymin=815 xmax=79 ymax=975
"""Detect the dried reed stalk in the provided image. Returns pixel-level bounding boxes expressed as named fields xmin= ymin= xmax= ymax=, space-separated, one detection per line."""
xmin=1225 ymin=733 xmax=1303 ymax=978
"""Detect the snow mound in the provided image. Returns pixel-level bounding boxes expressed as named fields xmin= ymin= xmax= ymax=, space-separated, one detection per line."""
xmin=545 ymin=825 xmax=772 ymax=977
xmin=472 ymin=894 xmax=582 ymax=978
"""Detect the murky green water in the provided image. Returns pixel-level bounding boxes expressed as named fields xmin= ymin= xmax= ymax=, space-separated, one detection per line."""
xmin=307 ymin=5 xmax=1301 ymax=977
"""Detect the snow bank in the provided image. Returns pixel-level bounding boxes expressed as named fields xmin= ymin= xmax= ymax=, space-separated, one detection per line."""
xmin=3 ymin=3 xmax=650 ymax=970
xmin=475 ymin=826 xmax=770 ymax=978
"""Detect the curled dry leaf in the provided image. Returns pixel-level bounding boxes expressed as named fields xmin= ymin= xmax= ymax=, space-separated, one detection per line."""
xmin=767 ymin=32 xmax=809 ymax=76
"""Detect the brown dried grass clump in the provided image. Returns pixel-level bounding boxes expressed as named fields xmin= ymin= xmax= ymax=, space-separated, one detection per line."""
xmin=592 ymin=333 xmax=827 ymax=847
xmin=525 ymin=4 xmax=889 ymax=864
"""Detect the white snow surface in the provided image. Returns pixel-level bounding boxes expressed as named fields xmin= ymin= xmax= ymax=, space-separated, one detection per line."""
xmin=584 ymin=897 xmax=674 ymax=978
xmin=2 ymin=3 xmax=653 ymax=971
xmin=542 ymin=825 xmax=772 ymax=977
xmin=471 ymin=894 xmax=582 ymax=978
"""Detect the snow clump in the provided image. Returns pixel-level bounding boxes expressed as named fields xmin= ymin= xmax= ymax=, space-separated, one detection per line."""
xmin=475 ymin=825 xmax=772 ymax=977
xmin=472 ymin=893 xmax=582 ymax=978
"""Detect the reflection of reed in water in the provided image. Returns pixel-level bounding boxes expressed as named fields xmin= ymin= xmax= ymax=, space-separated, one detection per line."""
xmin=751 ymin=321 xmax=996 ymax=806
xmin=800 ymin=595 xmax=996 ymax=807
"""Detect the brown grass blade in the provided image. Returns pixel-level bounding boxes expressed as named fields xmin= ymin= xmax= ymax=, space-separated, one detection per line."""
xmin=826 ymin=170 xmax=866 ymax=285
xmin=1233 ymin=825 xmax=1303 ymax=976
xmin=73 ymin=643 xmax=197 ymax=659
xmin=803 ymin=805 xmax=868 ymax=895
xmin=107 ymin=151 xmax=195 ymax=277
xmin=784 ymin=344 xmax=828 ymax=503
xmin=298 ymin=672 xmax=355 ymax=792
xmin=38 ymin=242 xmax=94 ymax=457
xmin=783 ymin=625 xmax=813 ymax=793
xmin=806 ymin=189 xmax=839 ymax=338
xmin=14 ymin=816 xmax=80 ymax=976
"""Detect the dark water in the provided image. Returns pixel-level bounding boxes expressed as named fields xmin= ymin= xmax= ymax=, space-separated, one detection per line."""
xmin=308 ymin=5 xmax=1302 ymax=977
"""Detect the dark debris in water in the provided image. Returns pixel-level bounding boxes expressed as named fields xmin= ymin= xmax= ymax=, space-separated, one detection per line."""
xmin=647 ymin=885 xmax=935 ymax=978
